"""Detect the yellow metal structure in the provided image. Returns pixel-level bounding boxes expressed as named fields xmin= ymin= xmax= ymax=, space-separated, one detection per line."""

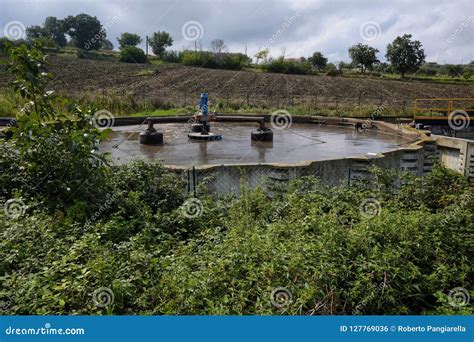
xmin=412 ymin=98 xmax=474 ymax=120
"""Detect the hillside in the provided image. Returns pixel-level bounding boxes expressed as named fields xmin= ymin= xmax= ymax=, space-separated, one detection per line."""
xmin=1 ymin=54 xmax=474 ymax=111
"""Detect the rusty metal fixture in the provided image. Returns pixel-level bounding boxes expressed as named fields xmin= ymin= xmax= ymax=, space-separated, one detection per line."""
xmin=139 ymin=131 xmax=163 ymax=145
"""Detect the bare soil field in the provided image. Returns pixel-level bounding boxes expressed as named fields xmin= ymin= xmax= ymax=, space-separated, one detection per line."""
xmin=1 ymin=54 xmax=474 ymax=109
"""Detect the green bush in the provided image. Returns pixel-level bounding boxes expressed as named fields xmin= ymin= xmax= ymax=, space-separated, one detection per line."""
xmin=325 ymin=63 xmax=340 ymax=76
xmin=119 ymin=46 xmax=147 ymax=63
xmin=262 ymin=58 xmax=312 ymax=75
xmin=180 ymin=50 xmax=250 ymax=70
xmin=160 ymin=50 xmax=180 ymax=63
xmin=0 ymin=165 xmax=472 ymax=315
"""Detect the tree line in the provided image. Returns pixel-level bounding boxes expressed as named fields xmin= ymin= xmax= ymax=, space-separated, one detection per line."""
xmin=1 ymin=13 xmax=471 ymax=78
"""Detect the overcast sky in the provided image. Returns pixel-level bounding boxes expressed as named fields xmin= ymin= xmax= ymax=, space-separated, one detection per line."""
xmin=1 ymin=0 xmax=473 ymax=63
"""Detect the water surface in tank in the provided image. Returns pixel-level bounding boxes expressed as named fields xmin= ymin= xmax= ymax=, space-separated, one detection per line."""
xmin=100 ymin=122 xmax=412 ymax=166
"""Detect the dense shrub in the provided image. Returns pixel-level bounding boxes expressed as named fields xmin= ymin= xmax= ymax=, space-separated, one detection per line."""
xmin=0 ymin=165 xmax=472 ymax=315
xmin=322 ymin=63 xmax=340 ymax=76
xmin=262 ymin=58 xmax=312 ymax=75
xmin=77 ymin=49 xmax=102 ymax=59
xmin=160 ymin=50 xmax=180 ymax=63
xmin=119 ymin=46 xmax=147 ymax=63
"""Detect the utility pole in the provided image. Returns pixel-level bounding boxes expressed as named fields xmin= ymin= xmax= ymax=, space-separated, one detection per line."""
xmin=145 ymin=36 xmax=149 ymax=56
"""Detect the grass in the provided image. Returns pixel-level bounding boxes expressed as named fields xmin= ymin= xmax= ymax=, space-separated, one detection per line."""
xmin=1 ymin=88 xmax=413 ymax=119
xmin=130 ymin=104 xmax=411 ymax=118
xmin=130 ymin=108 xmax=191 ymax=117
xmin=135 ymin=69 xmax=155 ymax=76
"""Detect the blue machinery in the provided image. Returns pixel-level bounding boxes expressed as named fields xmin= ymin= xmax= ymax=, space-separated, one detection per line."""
xmin=139 ymin=93 xmax=273 ymax=145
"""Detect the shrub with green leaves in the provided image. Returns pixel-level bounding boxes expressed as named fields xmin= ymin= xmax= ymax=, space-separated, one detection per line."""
xmin=119 ymin=46 xmax=147 ymax=63
xmin=180 ymin=50 xmax=250 ymax=70
xmin=262 ymin=57 xmax=312 ymax=75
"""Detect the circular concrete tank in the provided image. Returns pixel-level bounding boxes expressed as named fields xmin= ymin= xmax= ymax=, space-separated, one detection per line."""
xmin=100 ymin=115 xmax=425 ymax=167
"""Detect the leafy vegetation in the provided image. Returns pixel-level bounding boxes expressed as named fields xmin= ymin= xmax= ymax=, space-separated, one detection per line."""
xmin=119 ymin=46 xmax=147 ymax=64
xmin=148 ymin=31 xmax=173 ymax=59
xmin=0 ymin=43 xmax=472 ymax=316
xmin=348 ymin=43 xmax=379 ymax=73
xmin=181 ymin=50 xmax=251 ymax=70
xmin=386 ymin=34 xmax=426 ymax=77
xmin=308 ymin=51 xmax=328 ymax=71
xmin=117 ymin=33 xmax=142 ymax=50
xmin=262 ymin=57 xmax=313 ymax=75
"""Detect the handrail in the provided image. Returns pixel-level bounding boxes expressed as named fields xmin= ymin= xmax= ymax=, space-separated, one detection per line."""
xmin=146 ymin=115 xmax=267 ymax=130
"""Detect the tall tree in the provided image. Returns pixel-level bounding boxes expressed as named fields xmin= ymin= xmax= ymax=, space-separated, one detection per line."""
xmin=43 ymin=16 xmax=67 ymax=47
xmin=117 ymin=33 xmax=142 ymax=50
xmin=386 ymin=34 xmax=425 ymax=77
xmin=26 ymin=25 xmax=46 ymax=41
xmin=308 ymin=51 xmax=328 ymax=70
xmin=148 ymin=31 xmax=173 ymax=58
xmin=348 ymin=43 xmax=379 ymax=73
xmin=64 ymin=14 xmax=105 ymax=50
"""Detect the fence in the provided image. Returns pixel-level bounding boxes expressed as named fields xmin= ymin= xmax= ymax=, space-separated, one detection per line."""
xmin=163 ymin=92 xmax=414 ymax=116
xmin=168 ymin=141 xmax=437 ymax=197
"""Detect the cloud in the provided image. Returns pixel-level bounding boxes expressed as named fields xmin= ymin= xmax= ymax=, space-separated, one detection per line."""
xmin=1 ymin=0 xmax=472 ymax=63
